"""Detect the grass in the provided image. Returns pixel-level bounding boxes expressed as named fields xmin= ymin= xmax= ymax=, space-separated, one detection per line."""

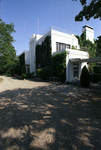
xmin=0 ymin=78 xmax=3 ymax=83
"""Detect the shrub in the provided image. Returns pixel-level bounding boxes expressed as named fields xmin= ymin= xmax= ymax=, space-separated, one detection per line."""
xmin=93 ymin=66 xmax=101 ymax=73
xmin=80 ymin=66 xmax=90 ymax=87
xmin=52 ymin=51 xmax=66 ymax=82
xmin=21 ymin=73 xmax=28 ymax=79
xmin=36 ymin=68 xmax=49 ymax=79
xmin=36 ymin=69 xmax=43 ymax=78
xmin=93 ymin=73 xmax=101 ymax=83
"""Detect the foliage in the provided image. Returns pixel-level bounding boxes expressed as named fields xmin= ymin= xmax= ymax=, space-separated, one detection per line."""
xmin=83 ymin=40 xmax=96 ymax=58
xmin=13 ymin=56 xmax=21 ymax=75
xmin=21 ymin=72 xmax=34 ymax=79
xmin=76 ymin=31 xmax=86 ymax=47
xmin=36 ymin=36 xmax=67 ymax=82
xmin=94 ymin=66 xmax=101 ymax=73
xmin=93 ymin=66 xmax=101 ymax=83
xmin=36 ymin=67 xmax=49 ymax=80
xmin=76 ymin=31 xmax=96 ymax=72
xmin=80 ymin=66 xmax=90 ymax=87
xmin=93 ymin=73 xmax=101 ymax=83
xmin=72 ymin=46 xmax=76 ymax=50
xmin=21 ymin=73 xmax=28 ymax=79
xmin=95 ymin=36 xmax=101 ymax=57
xmin=0 ymin=19 xmax=16 ymax=74
xmin=75 ymin=0 xmax=101 ymax=21
xmin=36 ymin=36 xmax=51 ymax=69
xmin=19 ymin=53 xmax=26 ymax=73
xmin=52 ymin=51 xmax=67 ymax=82
xmin=36 ymin=51 xmax=67 ymax=82
xmin=36 ymin=69 xmax=43 ymax=78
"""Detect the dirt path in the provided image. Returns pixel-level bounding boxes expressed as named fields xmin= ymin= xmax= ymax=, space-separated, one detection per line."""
xmin=0 ymin=76 xmax=101 ymax=150
xmin=0 ymin=76 xmax=49 ymax=92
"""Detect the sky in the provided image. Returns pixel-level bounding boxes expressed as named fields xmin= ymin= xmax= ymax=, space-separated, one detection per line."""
xmin=1 ymin=0 xmax=101 ymax=55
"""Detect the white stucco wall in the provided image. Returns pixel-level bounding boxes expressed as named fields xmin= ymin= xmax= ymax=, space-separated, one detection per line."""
xmin=66 ymin=49 xmax=89 ymax=81
xmin=51 ymin=30 xmax=80 ymax=54
xmin=24 ymin=51 xmax=30 ymax=65
xmin=82 ymin=25 xmax=94 ymax=43
xmin=29 ymin=34 xmax=35 ymax=73
xmin=29 ymin=34 xmax=43 ymax=74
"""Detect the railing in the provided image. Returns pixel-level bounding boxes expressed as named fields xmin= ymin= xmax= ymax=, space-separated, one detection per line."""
xmin=41 ymin=26 xmax=74 ymax=36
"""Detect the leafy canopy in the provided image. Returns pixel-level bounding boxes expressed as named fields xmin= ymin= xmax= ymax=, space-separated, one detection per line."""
xmin=95 ymin=36 xmax=101 ymax=57
xmin=0 ymin=19 xmax=16 ymax=74
xmin=75 ymin=0 xmax=101 ymax=21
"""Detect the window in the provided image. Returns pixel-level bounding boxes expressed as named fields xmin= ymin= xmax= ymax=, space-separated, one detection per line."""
xmin=73 ymin=63 xmax=79 ymax=78
xmin=56 ymin=42 xmax=70 ymax=51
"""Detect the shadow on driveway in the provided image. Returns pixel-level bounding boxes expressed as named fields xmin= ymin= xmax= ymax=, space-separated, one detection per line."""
xmin=0 ymin=85 xmax=101 ymax=150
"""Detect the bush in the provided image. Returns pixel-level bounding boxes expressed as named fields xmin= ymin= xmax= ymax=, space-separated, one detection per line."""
xmin=80 ymin=66 xmax=90 ymax=87
xmin=36 ymin=68 xmax=49 ymax=79
xmin=30 ymin=72 xmax=34 ymax=77
xmin=52 ymin=51 xmax=66 ymax=82
xmin=93 ymin=73 xmax=101 ymax=83
xmin=93 ymin=66 xmax=101 ymax=73
xmin=36 ymin=69 xmax=43 ymax=78
xmin=21 ymin=73 xmax=28 ymax=79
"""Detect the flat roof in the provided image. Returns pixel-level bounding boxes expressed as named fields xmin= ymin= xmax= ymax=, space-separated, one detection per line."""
xmin=83 ymin=25 xmax=94 ymax=30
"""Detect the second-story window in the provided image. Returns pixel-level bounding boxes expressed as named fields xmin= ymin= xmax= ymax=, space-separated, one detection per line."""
xmin=56 ymin=42 xmax=70 ymax=51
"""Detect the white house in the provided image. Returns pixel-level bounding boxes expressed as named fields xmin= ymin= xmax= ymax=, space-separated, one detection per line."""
xmin=29 ymin=26 xmax=90 ymax=82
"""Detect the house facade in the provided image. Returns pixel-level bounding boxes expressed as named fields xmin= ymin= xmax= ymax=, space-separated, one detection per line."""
xmin=29 ymin=26 xmax=90 ymax=82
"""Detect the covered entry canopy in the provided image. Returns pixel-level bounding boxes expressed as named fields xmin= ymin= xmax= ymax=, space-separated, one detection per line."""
xmin=70 ymin=57 xmax=101 ymax=63
xmin=81 ymin=57 xmax=101 ymax=63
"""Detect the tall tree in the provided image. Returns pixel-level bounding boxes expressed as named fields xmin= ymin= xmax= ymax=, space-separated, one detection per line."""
xmin=75 ymin=0 xmax=101 ymax=21
xmin=0 ymin=19 xmax=16 ymax=74
xmin=95 ymin=36 xmax=101 ymax=57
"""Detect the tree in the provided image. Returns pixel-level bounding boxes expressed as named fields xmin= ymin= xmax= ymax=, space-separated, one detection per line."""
xmin=19 ymin=53 xmax=26 ymax=73
xmin=95 ymin=36 xmax=101 ymax=57
xmin=75 ymin=0 xmax=101 ymax=21
xmin=80 ymin=66 xmax=90 ymax=87
xmin=0 ymin=19 xmax=16 ymax=74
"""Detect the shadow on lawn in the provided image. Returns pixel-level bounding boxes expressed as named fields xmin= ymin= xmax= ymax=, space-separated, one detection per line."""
xmin=0 ymin=85 xmax=101 ymax=150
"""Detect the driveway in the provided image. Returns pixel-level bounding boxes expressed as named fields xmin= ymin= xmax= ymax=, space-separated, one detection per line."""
xmin=0 ymin=76 xmax=101 ymax=150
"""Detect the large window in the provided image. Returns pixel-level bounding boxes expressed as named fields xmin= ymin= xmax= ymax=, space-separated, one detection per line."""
xmin=56 ymin=42 xmax=70 ymax=51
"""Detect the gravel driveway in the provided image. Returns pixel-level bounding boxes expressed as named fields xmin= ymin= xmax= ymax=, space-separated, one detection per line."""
xmin=0 ymin=76 xmax=101 ymax=150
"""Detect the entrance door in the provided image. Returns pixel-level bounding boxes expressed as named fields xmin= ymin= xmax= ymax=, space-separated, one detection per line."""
xmin=73 ymin=63 xmax=79 ymax=78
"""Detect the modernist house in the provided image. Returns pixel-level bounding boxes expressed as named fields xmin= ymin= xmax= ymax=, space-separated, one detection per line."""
xmin=21 ymin=25 xmax=95 ymax=81
xmin=28 ymin=26 xmax=94 ymax=81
